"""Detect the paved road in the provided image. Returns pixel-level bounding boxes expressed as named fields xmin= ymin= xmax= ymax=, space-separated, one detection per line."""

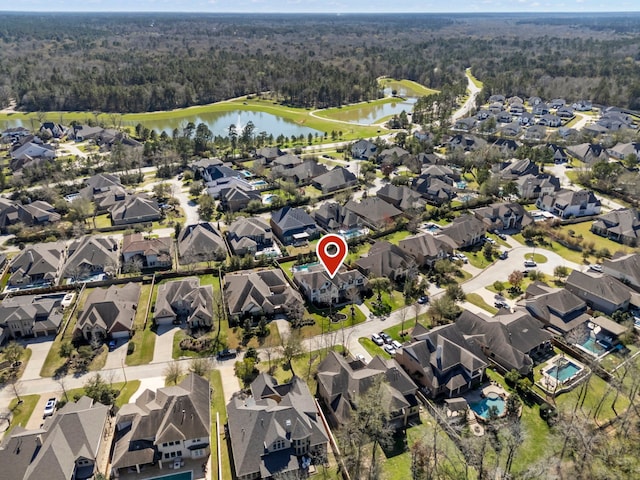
xmin=451 ymin=69 xmax=482 ymax=122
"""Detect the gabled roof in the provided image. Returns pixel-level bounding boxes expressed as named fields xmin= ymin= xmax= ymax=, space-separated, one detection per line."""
xmin=438 ymin=214 xmax=486 ymax=248
xmin=312 ymin=167 xmax=357 ymax=191
xmin=565 ymin=270 xmax=631 ymax=308
xmin=524 ymin=287 xmax=590 ymax=333
xmin=155 ymin=277 xmax=213 ymax=324
xmin=271 ymin=206 xmax=317 ymax=231
xmin=224 ymin=268 xmax=302 ymax=316
xmin=376 ymin=184 xmax=426 ymax=210
xmin=122 ymin=233 xmax=171 ymax=257
xmin=76 ymin=284 xmax=140 ymax=334
xmin=0 ymin=293 xmax=64 ymax=334
xmin=603 ymin=253 xmax=640 ymax=287
xmin=279 ymin=159 xmax=328 ymax=183
xmin=398 ymin=233 xmax=453 ymax=259
xmin=592 ymin=208 xmax=640 ymax=242
xmin=344 ymin=197 xmax=402 ymax=228
xmin=109 ymin=195 xmax=160 ymax=223
xmin=9 ymin=241 xmax=65 ymax=286
xmin=178 ymin=222 xmax=227 ymax=261
xmin=355 ymin=241 xmax=412 ymax=278
xmin=63 ymin=236 xmax=118 ymax=278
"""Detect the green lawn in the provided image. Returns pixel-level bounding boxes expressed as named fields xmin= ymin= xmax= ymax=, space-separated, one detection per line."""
xmin=358 ymin=337 xmax=392 ymax=360
xmin=466 ymin=251 xmax=495 ymax=269
xmin=512 ymin=233 xmax=586 ymax=265
xmin=524 ymin=252 xmax=548 ymax=264
xmin=63 ymin=380 xmax=141 ymax=408
xmin=5 ymin=395 xmax=40 ymax=436
xmin=379 ymin=230 xmax=412 ymax=245
xmin=92 ymin=213 xmax=112 ymax=228
xmin=466 ymin=68 xmax=484 ymax=89
xmin=345 ymin=242 xmax=372 ymax=266
xmin=301 ymin=304 xmax=367 ymax=338
xmin=126 ymin=283 xmax=155 ymax=366
xmin=556 ymin=222 xmax=633 ymax=259
xmin=278 ymin=260 xmax=296 ymax=279
xmin=87 ymin=345 xmax=108 ymax=371
xmin=210 ymin=370 xmax=232 ymax=480
xmin=382 ymin=313 xmax=431 ymax=341
xmin=364 ymin=289 xmax=406 ymax=312
xmin=0 ymin=346 xmax=32 ymax=382
xmin=466 ymin=293 xmax=498 ymax=315
xmin=379 ymin=77 xmax=440 ymax=97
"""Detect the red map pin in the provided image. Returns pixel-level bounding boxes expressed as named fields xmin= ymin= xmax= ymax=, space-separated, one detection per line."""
xmin=316 ymin=234 xmax=348 ymax=279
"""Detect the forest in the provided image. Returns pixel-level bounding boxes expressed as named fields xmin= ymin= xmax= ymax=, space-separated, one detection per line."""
xmin=3 ymin=13 xmax=640 ymax=112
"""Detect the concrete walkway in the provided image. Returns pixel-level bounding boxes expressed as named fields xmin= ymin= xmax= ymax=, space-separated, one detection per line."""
xmin=20 ymin=337 xmax=54 ymax=381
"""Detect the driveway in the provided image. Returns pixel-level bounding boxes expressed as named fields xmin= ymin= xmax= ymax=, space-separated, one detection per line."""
xmin=152 ymin=325 xmax=180 ymax=364
xmin=20 ymin=337 xmax=55 ymax=381
xmin=170 ymin=178 xmax=200 ymax=225
xmin=25 ymin=392 xmax=57 ymax=430
xmin=104 ymin=339 xmax=128 ymax=370
xmin=128 ymin=377 xmax=162 ymax=403
xmin=217 ymin=362 xmax=241 ymax=403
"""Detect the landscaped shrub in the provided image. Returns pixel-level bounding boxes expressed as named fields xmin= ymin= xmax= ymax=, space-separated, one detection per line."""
xmin=127 ymin=342 xmax=135 ymax=355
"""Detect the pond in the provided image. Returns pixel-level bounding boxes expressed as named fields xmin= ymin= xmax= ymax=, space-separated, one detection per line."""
xmin=323 ymin=98 xmax=417 ymax=125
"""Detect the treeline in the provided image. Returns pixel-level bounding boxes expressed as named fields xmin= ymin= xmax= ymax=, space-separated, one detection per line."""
xmin=4 ymin=13 xmax=640 ymax=112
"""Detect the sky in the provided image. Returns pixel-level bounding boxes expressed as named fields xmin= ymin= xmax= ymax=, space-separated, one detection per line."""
xmin=2 ymin=0 xmax=640 ymax=14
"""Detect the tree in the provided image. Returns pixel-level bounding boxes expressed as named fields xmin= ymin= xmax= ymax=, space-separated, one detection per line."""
xmin=428 ymin=296 xmax=460 ymax=325
xmin=369 ymin=276 xmax=392 ymax=303
xmin=189 ymin=357 xmax=212 ymax=377
xmin=164 ymin=361 xmax=183 ymax=386
xmin=445 ymin=283 xmax=466 ymax=302
xmin=197 ymin=193 xmax=216 ymax=221
xmin=3 ymin=342 xmax=24 ymax=366
xmin=122 ymin=258 xmax=143 ymax=275
xmin=59 ymin=341 xmax=74 ymax=358
xmin=508 ymin=270 xmax=524 ymax=291
xmin=235 ymin=357 xmax=258 ymax=387
xmin=153 ymin=182 xmax=172 ymax=203
xmin=624 ymin=153 xmax=638 ymax=169
xmin=189 ymin=180 xmax=203 ymax=197
xmin=281 ymin=331 xmax=304 ymax=375
xmin=493 ymin=281 xmax=505 ymax=294
xmin=84 ymin=374 xmax=117 ymax=405
xmin=554 ymin=265 xmax=569 ymax=281
xmin=67 ymin=197 xmax=95 ymax=225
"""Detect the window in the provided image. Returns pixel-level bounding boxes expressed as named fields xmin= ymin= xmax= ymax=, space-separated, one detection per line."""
xmin=164 ymin=453 xmax=170 ymax=459
xmin=163 ymin=442 xmax=168 ymax=447
xmin=177 ymin=451 xmax=182 ymax=457
xmin=170 ymin=452 xmax=176 ymax=458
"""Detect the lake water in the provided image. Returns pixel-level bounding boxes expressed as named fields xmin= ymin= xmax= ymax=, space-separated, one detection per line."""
xmin=323 ymin=97 xmax=416 ymax=124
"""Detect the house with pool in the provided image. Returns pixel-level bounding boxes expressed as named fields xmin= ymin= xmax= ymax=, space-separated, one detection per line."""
xmin=395 ymin=323 xmax=487 ymax=399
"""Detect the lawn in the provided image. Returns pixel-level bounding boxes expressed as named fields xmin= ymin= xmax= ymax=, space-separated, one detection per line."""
xmin=379 ymin=230 xmax=412 ymax=245
xmin=556 ymin=222 xmax=633 ymax=259
xmin=126 ymin=284 xmax=156 ymax=366
xmin=466 ymin=67 xmax=484 ymax=89
xmin=382 ymin=313 xmax=431 ymax=341
xmin=512 ymin=233 xmax=586 ymax=265
xmin=300 ymin=304 xmax=367 ymax=338
xmin=5 ymin=395 xmax=40 ymax=436
xmin=345 ymin=242 xmax=373 ymax=266
xmin=466 ymin=251 xmax=495 ymax=269
xmin=486 ymin=273 xmax=552 ymax=299
xmin=63 ymin=380 xmax=141 ymax=409
xmin=379 ymin=77 xmax=440 ymax=97
xmin=91 ymin=213 xmax=112 ymax=228
xmin=524 ymin=252 xmax=548 ymax=264
xmin=0 ymin=346 xmax=32 ymax=382
xmin=210 ymin=370 xmax=232 ymax=480
xmin=278 ymin=260 xmax=296 ymax=279
xmin=364 ymin=289 xmax=406 ymax=312
xmin=358 ymin=337 xmax=392 ymax=360
xmin=466 ymin=293 xmax=499 ymax=315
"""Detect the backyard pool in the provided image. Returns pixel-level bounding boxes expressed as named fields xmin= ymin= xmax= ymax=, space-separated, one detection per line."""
xmin=470 ymin=392 xmax=506 ymax=419
xmin=577 ymin=336 xmax=609 ymax=357
xmin=147 ymin=471 xmax=192 ymax=480
xmin=545 ymin=358 xmax=582 ymax=383
xmin=422 ymin=223 xmax=442 ymax=233
xmin=262 ymin=194 xmax=278 ymax=204
xmin=250 ymin=180 xmax=268 ymax=187
xmin=240 ymin=170 xmax=254 ymax=178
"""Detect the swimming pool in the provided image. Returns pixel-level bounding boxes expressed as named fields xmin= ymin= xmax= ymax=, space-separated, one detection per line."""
xmin=470 ymin=393 xmax=505 ymax=419
xmin=147 ymin=471 xmax=192 ymax=480
xmin=545 ymin=359 xmax=581 ymax=383
xmin=251 ymin=180 xmax=268 ymax=187
xmin=577 ymin=337 xmax=608 ymax=357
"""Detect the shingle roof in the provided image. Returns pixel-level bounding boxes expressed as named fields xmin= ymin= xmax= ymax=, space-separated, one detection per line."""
xmin=155 ymin=277 xmax=213 ymax=325
xmin=603 ymin=253 xmax=640 ymax=287
xmin=76 ymin=284 xmax=140 ymax=335
xmin=566 ymin=270 xmax=631 ymax=308
xmin=344 ymin=197 xmax=402 ymax=228
xmin=109 ymin=195 xmax=161 ymax=223
xmin=178 ymin=222 xmax=228 ymax=262
xmin=63 ymin=236 xmax=118 ymax=279
xmin=224 ymin=268 xmax=302 ymax=316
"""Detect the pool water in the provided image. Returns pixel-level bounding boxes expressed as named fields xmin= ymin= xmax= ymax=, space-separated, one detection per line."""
xmin=546 ymin=360 xmax=580 ymax=382
xmin=251 ymin=180 xmax=268 ymax=186
xmin=470 ymin=394 xmax=505 ymax=419
xmin=579 ymin=337 xmax=607 ymax=356
xmin=148 ymin=471 xmax=192 ymax=480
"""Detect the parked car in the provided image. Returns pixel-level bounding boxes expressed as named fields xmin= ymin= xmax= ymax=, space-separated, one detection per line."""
xmin=391 ymin=340 xmax=402 ymax=350
xmin=108 ymin=340 xmax=117 ymax=351
xmin=371 ymin=333 xmax=384 ymax=346
xmin=383 ymin=344 xmax=397 ymax=355
xmin=379 ymin=332 xmax=393 ymax=344
xmin=417 ymin=295 xmax=429 ymax=304
xmin=495 ymin=301 xmax=509 ymax=309
xmin=455 ymin=253 xmax=468 ymax=263
xmin=497 ymin=233 xmax=507 ymax=240
xmin=355 ymin=354 xmax=366 ymax=363
xmin=524 ymin=260 xmax=537 ymax=268
xmin=499 ymin=251 xmax=508 ymax=260
xmin=217 ymin=348 xmax=238 ymax=360
xmin=43 ymin=398 xmax=57 ymax=418
xmin=589 ymin=264 xmax=603 ymax=273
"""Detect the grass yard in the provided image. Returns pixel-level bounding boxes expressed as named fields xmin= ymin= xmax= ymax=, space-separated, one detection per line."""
xmin=126 ymin=283 xmax=156 ymax=366
xmin=524 ymin=252 xmax=548 ymax=264
xmin=382 ymin=313 xmax=431 ymax=341
xmin=556 ymin=222 xmax=633 ymax=259
xmin=278 ymin=260 xmax=296 ymax=279
xmin=0 ymin=346 xmax=32 ymax=382
xmin=63 ymin=380 xmax=141 ymax=409
xmin=379 ymin=230 xmax=412 ymax=245
xmin=345 ymin=242 xmax=373 ymax=266
xmin=210 ymin=370 xmax=232 ymax=480
xmin=466 ymin=293 xmax=499 ymax=315
xmin=91 ymin=213 xmax=112 ymax=228
xmin=379 ymin=77 xmax=440 ymax=97
xmin=364 ymin=289 xmax=406 ymax=312
xmin=5 ymin=395 xmax=40 ymax=436
xmin=300 ymin=304 xmax=367 ymax=338
xmin=87 ymin=345 xmax=108 ymax=371
xmin=512 ymin=233 xmax=586 ymax=265
xmin=466 ymin=251 xmax=495 ymax=269
xmin=359 ymin=337 xmax=392 ymax=360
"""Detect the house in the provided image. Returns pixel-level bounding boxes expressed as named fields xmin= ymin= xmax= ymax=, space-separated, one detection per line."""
xmin=62 ymin=236 xmax=119 ymax=282
xmin=492 ymin=138 xmax=520 ymax=155
xmin=523 ymin=286 xmax=591 ymax=336
xmin=536 ymin=189 xmax=601 ymax=219
xmin=498 ymin=158 xmax=539 ymax=180
xmin=0 ymin=198 xmax=61 ymax=233
xmin=75 ymin=283 xmax=141 ymax=342
xmin=351 ymin=139 xmax=377 ymax=160
xmin=603 ymin=253 xmax=640 ymax=290
xmin=538 ymin=114 xmax=561 ymax=127
xmin=224 ymin=268 xmax=303 ymax=319
xmin=378 ymin=146 xmax=410 ymax=165
xmin=591 ymin=208 xmax=640 ymax=246
xmin=8 ymin=241 xmax=66 ymax=288
xmin=277 ymin=159 xmax=328 ymax=185
xmin=421 ymin=165 xmax=460 ymax=182
xmin=10 ymin=141 xmax=56 ymax=161
xmin=1 ymin=126 xmax=30 ymax=140
xmin=79 ymin=173 xmax=127 ymax=212
xmin=607 ymin=142 xmax=640 ymax=160
xmin=509 ymin=103 xmax=525 ymax=115
xmin=0 ymin=396 xmax=109 ymax=480
xmin=557 ymin=106 xmax=575 ymax=119
xmin=566 ymin=143 xmax=608 ymax=165
xmin=456 ymin=310 xmax=552 ymax=375
xmin=109 ymin=194 xmax=161 ymax=226
xmin=546 ymin=143 xmax=568 ymax=163
xmin=489 ymin=94 xmax=506 ymax=103
xmin=476 ymin=109 xmax=493 ymax=121
xmin=111 ymin=374 xmax=211 ymax=476
xmin=496 ymin=111 xmax=512 ymax=124
xmin=70 ymin=125 xmax=104 ymax=141
xmin=376 ymin=184 xmax=427 ymax=211
xmin=498 ymin=122 xmax=521 ymax=137
xmin=316 ymin=351 xmax=419 ymax=429
xmin=206 ymin=176 xmax=256 ymax=200
xmin=220 ymin=186 xmax=262 ymax=212
xmin=596 ymin=111 xmax=635 ymax=131
xmin=39 ymin=122 xmax=67 ymax=139
xmin=398 ymin=233 xmax=453 ymax=267
xmin=313 ymin=202 xmax=364 ymax=233
xmin=122 ymin=233 xmax=172 ymax=269
xmin=272 ymin=153 xmax=303 ymax=170
xmin=454 ymin=117 xmax=476 ymax=131
xmin=198 ymin=163 xmax=239 ymax=183
xmin=517 ymin=111 xmax=536 ymax=126
xmin=489 ymin=101 xmax=504 ymax=114
xmin=508 ymin=96 xmax=524 ymax=106
xmin=572 ymin=100 xmax=592 ymax=111
xmin=177 ymin=223 xmax=228 ymax=264
xmin=311 ymin=167 xmax=357 ymax=193
xmin=439 ymin=214 xmax=486 ymax=249
xmin=565 ymin=270 xmax=632 ymax=316
xmin=355 ymin=241 xmax=413 ymax=281
xmin=524 ymin=124 xmax=547 ymax=141
xmin=515 ymin=174 xmax=560 ymax=200
xmin=154 ymin=277 xmax=213 ymax=329
xmin=227 ymin=217 xmax=274 ymax=256
xmin=343 ymin=197 xmax=403 ymax=230
xmin=0 ymin=293 xmax=65 ymax=338
xmin=411 ymin=175 xmax=456 ymax=205
xmin=448 ymin=134 xmax=487 ymax=152
xmin=533 ymin=103 xmax=550 ymax=116
xmin=270 ymin=206 xmax=319 ymax=245
xmin=255 ymin=146 xmax=284 ymax=164
xmin=395 ymin=323 xmax=487 ymax=399
xmin=528 ymin=96 xmax=542 ymax=106
xmin=472 ymin=202 xmax=534 ymax=232
xmin=293 ymin=264 xmax=367 ymax=305
xmin=227 ymin=374 xmax=329 ymax=480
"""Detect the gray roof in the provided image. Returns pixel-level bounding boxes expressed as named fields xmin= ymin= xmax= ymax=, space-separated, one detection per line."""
xmin=525 ymin=288 xmax=590 ymax=334
xmin=63 ymin=236 xmax=118 ymax=279
xmin=456 ymin=310 xmax=552 ymax=373
xmin=227 ymin=217 xmax=273 ymax=253
xmin=438 ymin=214 xmax=486 ymax=248
xmin=227 ymin=375 xmax=328 ymax=478
xmin=316 ymin=351 xmax=417 ymax=426
xmin=376 ymin=184 xmax=426 ymax=210
xmin=109 ymin=195 xmax=161 ymax=223
xmin=344 ymin=197 xmax=402 ymax=229
xmin=271 ymin=206 xmax=317 ymax=232
xmin=112 ymin=373 xmax=210 ymax=470
xmin=293 ymin=264 xmax=367 ymax=299
xmin=565 ymin=270 xmax=631 ymax=309
xmin=0 ymin=293 xmax=65 ymax=335
xmin=399 ymin=233 xmax=453 ymax=260
xmin=9 ymin=241 xmax=65 ymax=286
xmin=603 ymin=253 xmax=640 ymax=287
xmin=76 ymin=283 xmax=140 ymax=335
xmin=224 ymin=268 xmax=302 ymax=316
xmin=592 ymin=208 xmax=640 ymax=242
xmin=0 ymin=396 xmax=109 ymax=480
xmin=312 ymin=167 xmax=357 ymax=191
xmin=155 ymin=277 xmax=213 ymax=325
xmin=355 ymin=241 xmax=411 ymax=278
xmin=178 ymin=222 xmax=228 ymax=262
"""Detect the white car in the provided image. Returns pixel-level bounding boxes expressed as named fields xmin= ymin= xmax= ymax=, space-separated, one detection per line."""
xmin=589 ymin=264 xmax=603 ymax=273
xmin=524 ymin=260 xmax=537 ymax=268
xmin=455 ymin=253 xmax=468 ymax=263
xmin=43 ymin=398 xmax=57 ymax=418
xmin=371 ymin=333 xmax=384 ymax=346
xmin=391 ymin=340 xmax=402 ymax=350
xmin=383 ymin=344 xmax=397 ymax=355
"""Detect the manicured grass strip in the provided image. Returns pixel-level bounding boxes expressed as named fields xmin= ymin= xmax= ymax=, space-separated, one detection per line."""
xmin=524 ymin=253 xmax=548 ymax=264
xmin=466 ymin=67 xmax=484 ymax=88
xmin=466 ymin=293 xmax=499 ymax=315
xmin=379 ymin=78 xmax=440 ymax=97
xmin=358 ymin=337 xmax=392 ymax=360
xmin=63 ymin=380 xmax=141 ymax=409
xmin=210 ymin=370 xmax=232 ymax=480
xmin=126 ymin=283 xmax=155 ymax=366
xmin=5 ymin=395 xmax=40 ymax=436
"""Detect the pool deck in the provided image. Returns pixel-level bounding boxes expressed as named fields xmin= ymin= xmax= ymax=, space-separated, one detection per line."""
xmin=113 ymin=457 xmax=208 ymax=480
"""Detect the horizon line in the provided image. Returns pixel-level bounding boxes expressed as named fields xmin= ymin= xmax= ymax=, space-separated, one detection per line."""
xmin=1 ymin=10 xmax=640 ymax=14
